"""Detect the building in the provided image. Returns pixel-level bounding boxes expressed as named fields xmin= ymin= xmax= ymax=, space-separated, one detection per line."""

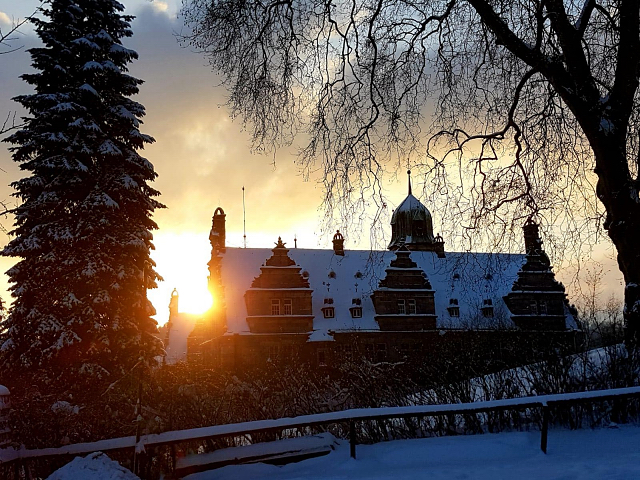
xmin=166 ymin=174 xmax=581 ymax=370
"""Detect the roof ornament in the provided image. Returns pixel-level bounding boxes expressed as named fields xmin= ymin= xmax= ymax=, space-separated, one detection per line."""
xmin=275 ymin=236 xmax=286 ymax=248
xmin=407 ymin=169 xmax=412 ymax=195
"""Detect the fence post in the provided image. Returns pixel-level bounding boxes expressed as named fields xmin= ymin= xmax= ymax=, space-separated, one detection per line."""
xmin=540 ymin=404 xmax=549 ymax=454
xmin=349 ymin=420 xmax=356 ymax=459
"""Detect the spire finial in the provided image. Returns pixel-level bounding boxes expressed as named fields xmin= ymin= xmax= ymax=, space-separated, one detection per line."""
xmin=407 ymin=169 xmax=412 ymax=195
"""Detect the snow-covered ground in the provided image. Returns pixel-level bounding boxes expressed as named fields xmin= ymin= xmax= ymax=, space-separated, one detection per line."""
xmin=184 ymin=425 xmax=640 ymax=480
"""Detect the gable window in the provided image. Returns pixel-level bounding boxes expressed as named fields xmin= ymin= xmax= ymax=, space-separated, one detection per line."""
xmin=539 ymin=301 xmax=547 ymax=315
xmin=322 ymin=306 xmax=335 ymax=318
xmin=283 ymin=298 xmax=292 ymax=315
xmin=397 ymin=299 xmax=406 ymax=314
xmin=408 ymin=299 xmax=417 ymax=315
xmin=271 ymin=299 xmax=280 ymax=315
xmin=350 ymin=306 xmax=363 ymax=318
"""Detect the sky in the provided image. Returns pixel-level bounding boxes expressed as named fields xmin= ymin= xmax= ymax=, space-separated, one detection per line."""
xmin=0 ymin=0 xmax=625 ymax=325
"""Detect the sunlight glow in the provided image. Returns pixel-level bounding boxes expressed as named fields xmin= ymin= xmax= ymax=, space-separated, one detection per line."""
xmin=149 ymin=231 xmax=213 ymax=325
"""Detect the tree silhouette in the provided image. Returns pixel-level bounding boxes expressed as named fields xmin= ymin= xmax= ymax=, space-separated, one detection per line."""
xmin=180 ymin=0 xmax=640 ymax=347
xmin=1 ymin=0 xmax=164 ymax=383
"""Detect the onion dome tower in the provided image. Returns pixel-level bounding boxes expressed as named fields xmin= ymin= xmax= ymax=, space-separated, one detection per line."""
xmin=388 ymin=170 xmax=445 ymax=257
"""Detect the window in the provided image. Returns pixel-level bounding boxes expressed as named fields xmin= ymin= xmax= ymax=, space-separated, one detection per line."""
xmin=375 ymin=343 xmax=387 ymax=362
xmin=539 ymin=301 xmax=547 ymax=315
xmin=271 ymin=299 xmax=280 ymax=315
xmin=365 ymin=344 xmax=375 ymax=361
xmin=397 ymin=299 xmax=406 ymax=314
xmin=317 ymin=349 xmax=327 ymax=366
xmin=350 ymin=306 xmax=363 ymax=318
xmin=283 ymin=298 xmax=292 ymax=315
xmin=448 ymin=306 xmax=460 ymax=317
xmin=322 ymin=306 xmax=335 ymax=318
xmin=268 ymin=345 xmax=279 ymax=360
xmin=408 ymin=299 xmax=417 ymax=315
xmin=530 ymin=301 xmax=538 ymax=314
xmin=482 ymin=306 xmax=494 ymax=318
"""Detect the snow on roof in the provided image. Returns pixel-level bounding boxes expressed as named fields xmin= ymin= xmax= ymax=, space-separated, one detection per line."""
xmin=220 ymin=247 xmax=526 ymax=334
xmin=0 ymin=385 xmax=9 ymax=396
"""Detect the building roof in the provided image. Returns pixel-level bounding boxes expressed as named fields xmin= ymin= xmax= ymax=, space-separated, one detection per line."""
xmin=219 ymin=247 xmax=531 ymax=334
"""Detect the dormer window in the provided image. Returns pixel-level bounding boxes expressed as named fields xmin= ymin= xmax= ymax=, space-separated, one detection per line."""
xmin=481 ymin=300 xmax=494 ymax=318
xmin=271 ymin=299 xmax=280 ymax=315
xmin=447 ymin=306 xmax=460 ymax=317
xmin=322 ymin=306 xmax=335 ymax=318
xmin=350 ymin=306 xmax=363 ymax=318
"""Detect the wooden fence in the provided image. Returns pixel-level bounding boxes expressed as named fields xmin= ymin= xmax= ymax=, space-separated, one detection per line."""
xmin=1 ymin=386 xmax=639 ymax=478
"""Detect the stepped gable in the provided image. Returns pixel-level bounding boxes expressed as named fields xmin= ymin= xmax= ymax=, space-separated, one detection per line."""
xmin=504 ymin=219 xmax=569 ymax=330
xmin=372 ymin=246 xmax=437 ymax=331
xmin=249 ymin=237 xmax=310 ymax=289
xmin=244 ymin=238 xmax=314 ymax=334
xmin=379 ymin=246 xmax=433 ymax=290
xmin=388 ymin=170 xmax=445 ymax=257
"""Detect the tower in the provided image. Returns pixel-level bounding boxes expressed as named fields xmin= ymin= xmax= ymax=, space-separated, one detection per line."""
xmin=388 ymin=170 xmax=445 ymax=257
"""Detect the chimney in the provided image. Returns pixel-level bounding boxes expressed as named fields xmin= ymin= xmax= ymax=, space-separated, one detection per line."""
xmin=332 ymin=230 xmax=345 ymax=256
xmin=211 ymin=207 xmax=226 ymax=253
xmin=523 ymin=217 xmax=542 ymax=254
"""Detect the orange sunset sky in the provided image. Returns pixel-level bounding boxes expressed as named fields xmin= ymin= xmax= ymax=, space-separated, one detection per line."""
xmin=0 ymin=0 xmax=624 ymax=325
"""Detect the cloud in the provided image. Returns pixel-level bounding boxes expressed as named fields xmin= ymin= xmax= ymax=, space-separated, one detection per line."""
xmin=0 ymin=11 xmax=12 ymax=27
xmin=151 ymin=1 xmax=169 ymax=14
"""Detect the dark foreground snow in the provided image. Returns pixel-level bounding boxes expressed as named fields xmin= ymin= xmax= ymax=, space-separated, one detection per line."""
xmin=46 ymin=452 xmax=139 ymax=480
xmin=185 ymin=425 xmax=640 ymax=480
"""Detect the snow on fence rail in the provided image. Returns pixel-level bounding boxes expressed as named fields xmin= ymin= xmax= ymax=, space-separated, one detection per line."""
xmin=1 ymin=386 xmax=639 ymax=472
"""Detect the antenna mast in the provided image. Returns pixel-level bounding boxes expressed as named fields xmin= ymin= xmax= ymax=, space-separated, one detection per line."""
xmin=242 ymin=186 xmax=247 ymax=248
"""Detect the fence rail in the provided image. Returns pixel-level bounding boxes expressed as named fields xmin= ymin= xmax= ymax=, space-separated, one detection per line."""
xmin=2 ymin=386 xmax=639 ymax=476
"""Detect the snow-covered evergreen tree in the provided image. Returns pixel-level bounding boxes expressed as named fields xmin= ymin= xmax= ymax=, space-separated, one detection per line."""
xmin=0 ymin=0 xmax=163 ymax=382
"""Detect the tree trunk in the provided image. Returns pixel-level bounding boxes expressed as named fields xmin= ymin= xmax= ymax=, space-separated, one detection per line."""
xmin=592 ymin=139 xmax=640 ymax=350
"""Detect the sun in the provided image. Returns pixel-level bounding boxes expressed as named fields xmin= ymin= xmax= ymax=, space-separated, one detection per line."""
xmin=148 ymin=231 xmax=214 ymax=325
